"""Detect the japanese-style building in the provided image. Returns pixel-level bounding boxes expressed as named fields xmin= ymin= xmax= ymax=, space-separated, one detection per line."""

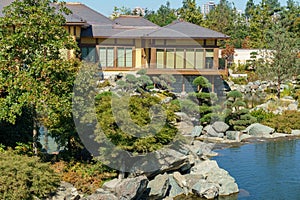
xmin=0 ymin=1 xmax=230 ymax=92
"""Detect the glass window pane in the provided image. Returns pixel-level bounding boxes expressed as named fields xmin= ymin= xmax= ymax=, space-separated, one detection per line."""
xmin=117 ymin=48 xmax=125 ymax=67
xmin=107 ymin=47 xmax=114 ymax=67
xmin=166 ymin=49 xmax=175 ymax=69
xmin=186 ymin=49 xmax=194 ymax=69
xmin=99 ymin=47 xmax=106 ymax=67
xmin=125 ymin=48 xmax=132 ymax=67
xmin=205 ymin=49 xmax=214 ymax=69
xmin=176 ymin=49 xmax=184 ymax=69
xmin=87 ymin=47 xmax=96 ymax=62
xmin=195 ymin=49 xmax=204 ymax=69
xmin=156 ymin=49 xmax=164 ymax=69
xmin=81 ymin=47 xmax=88 ymax=60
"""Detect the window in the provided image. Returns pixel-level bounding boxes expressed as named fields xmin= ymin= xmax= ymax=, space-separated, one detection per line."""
xmin=166 ymin=49 xmax=175 ymax=69
xmin=156 ymin=49 xmax=164 ymax=69
xmin=81 ymin=47 xmax=96 ymax=62
xmin=155 ymin=48 xmax=215 ymax=70
xmin=205 ymin=49 xmax=214 ymax=69
xmin=176 ymin=49 xmax=184 ymax=69
xmin=98 ymin=46 xmax=133 ymax=68
xmin=195 ymin=49 xmax=204 ymax=69
xmin=99 ymin=47 xmax=114 ymax=67
xmin=186 ymin=49 xmax=195 ymax=69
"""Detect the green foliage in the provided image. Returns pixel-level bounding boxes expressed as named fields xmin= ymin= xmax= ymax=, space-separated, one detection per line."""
xmin=95 ymin=92 xmax=178 ymax=153
xmin=256 ymin=22 xmax=300 ymax=98
xmin=193 ymin=76 xmax=212 ymax=90
xmin=224 ymin=90 xmax=257 ymax=130
xmin=52 ymin=161 xmax=117 ymax=194
xmin=0 ymin=150 xmax=60 ymax=200
xmin=230 ymin=77 xmax=248 ymax=85
xmin=181 ymin=76 xmax=221 ymax=125
xmin=0 ymin=0 xmax=80 ymax=154
xmin=152 ymin=74 xmax=176 ymax=90
xmin=250 ymin=109 xmax=276 ymax=123
xmin=262 ymin=111 xmax=300 ymax=134
xmin=178 ymin=0 xmax=203 ymax=25
xmin=144 ymin=1 xmax=177 ymax=26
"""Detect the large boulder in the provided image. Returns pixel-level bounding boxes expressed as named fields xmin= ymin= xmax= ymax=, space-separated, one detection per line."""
xmin=83 ymin=189 xmax=118 ymax=200
xmin=192 ymin=181 xmax=219 ymax=199
xmin=190 ymin=141 xmax=216 ymax=157
xmin=212 ymin=121 xmax=230 ymax=133
xmin=176 ymin=121 xmax=194 ymax=135
xmin=102 ymin=176 xmax=148 ymax=200
xmin=168 ymin=175 xmax=185 ymax=198
xmin=147 ymin=173 xmax=169 ymax=199
xmin=191 ymin=126 xmax=203 ymax=137
xmin=131 ymin=148 xmax=190 ymax=178
xmin=244 ymin=123 xmax=275 ymax=137
xmin=203 ymin=125 xmax=221 ymax=137
xmin=226 ymin=131 xmax=240 ymax=141
xmin=291 ymin=130 xmax=300 ymax=136
xmin=190 ymin=160 xmax=239 ymax=196
xmin=51 ymin=182 xmax=81 ymax=200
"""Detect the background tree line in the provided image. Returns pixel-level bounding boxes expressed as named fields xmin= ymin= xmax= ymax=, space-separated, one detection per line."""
xmin=112 ymin=0 xmax=300 ymax=49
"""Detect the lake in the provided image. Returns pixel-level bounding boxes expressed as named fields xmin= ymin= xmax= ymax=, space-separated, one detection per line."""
xmin=213 ymin=139 xmax=300 ymax=200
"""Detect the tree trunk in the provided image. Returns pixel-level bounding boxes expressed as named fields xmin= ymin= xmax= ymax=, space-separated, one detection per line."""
xmin=277 ymin=79 xmax=281 ymax=99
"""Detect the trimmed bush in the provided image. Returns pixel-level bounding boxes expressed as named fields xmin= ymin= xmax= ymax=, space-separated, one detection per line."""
xmin=0 ymin=150 xmax=60 ymax=200
xmin=262 ymin=110 xmax=300 ymax=134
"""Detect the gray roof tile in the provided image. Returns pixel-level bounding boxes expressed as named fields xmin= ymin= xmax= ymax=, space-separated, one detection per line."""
xmin=114 ymin=15 xmax=158 ymax=27
xmin=65 ymin=3 xmax=113 ymax=25
xmin=146 ymin=20 xmax=229 ymax=39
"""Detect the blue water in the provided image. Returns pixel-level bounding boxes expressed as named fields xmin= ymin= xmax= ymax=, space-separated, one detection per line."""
xmin=213 ymin=139 xmax=300 ymax=200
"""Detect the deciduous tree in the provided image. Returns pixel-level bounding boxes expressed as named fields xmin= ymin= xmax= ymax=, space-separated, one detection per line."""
xmin=0 ymin=0 xmax=79 ymax=154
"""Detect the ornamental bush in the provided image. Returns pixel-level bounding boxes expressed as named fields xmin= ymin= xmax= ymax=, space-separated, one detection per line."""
xmin=0 ymin=150 xmax=60 ymax=200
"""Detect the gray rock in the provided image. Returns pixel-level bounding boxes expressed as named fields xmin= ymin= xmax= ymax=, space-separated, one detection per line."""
xmin=184 ymin=174 xmax=205 ymax=191
xmin=203 ymin=125 xmax=219 ymax=137
xmin=226 ymin=131 xmax=240 ymax=141
xmin=103 ymin=176 xmax=148 ymax=200
xmin=148 ymin=173 xmax=169 ymax=199
xmin=175 ymin=112 xmax=190 ymax=122
xmin=102 ymin=179 xmax=121 ymax=193
xmin=173 ymin=172 xmax=187 ymax=188
xmin=244 ymin=123 xmax=275 ymax=137
xmin=50 ymin=182 xmax=81 ymax=200
xmin=191 ymin=126 xmax=203 ymax=137
xmin=190 ymin=141 xmax=215 ymax=157
xmin=168 ymin=175 xmax=185 ymax=198
xmin=176 ymin=122 xmax=194 ymax=135
xmin=84 ymin=193 xmax=118 ymax=200
xmin=239 ymin=134 xmax=252 ymax=141
xmin=288 ymin=103 xmax=298 ymax=111
xmin=291 ymin=130 xmax=300 ymax=136
xmin=190 ymin=161 xmax=238 ymax=197
xmin=212 ymin=121 xmax=229 ymax=133
xmin=131 ymin=148 xmax=190 ymax=178
xmin=192 ymin=181 xmax=219 ymax=199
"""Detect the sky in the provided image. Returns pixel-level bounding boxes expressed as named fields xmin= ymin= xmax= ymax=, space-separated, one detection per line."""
xmin=64 ymin=0 xmax=288 ymax=17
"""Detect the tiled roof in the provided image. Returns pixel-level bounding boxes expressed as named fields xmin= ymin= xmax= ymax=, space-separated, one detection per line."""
xmin=146 ymin=20 xmax=229 ymax=39
xmin=114 ymin=15 xmax=159 ymax=27
xmin=65 ymin=3 xmax=113 ymax=25
xmin=81 ymin=25 xmax=157 ymax=38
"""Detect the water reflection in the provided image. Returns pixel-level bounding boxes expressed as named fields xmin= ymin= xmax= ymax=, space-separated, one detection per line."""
xmin=214 ymin=139 xmax=300 ymax=199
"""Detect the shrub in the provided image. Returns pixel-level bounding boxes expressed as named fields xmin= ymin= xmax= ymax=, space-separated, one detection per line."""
xmin=250 ymin=109 xmax=276 ymax=123
xmin=52 ymin=161 xmax=117 ymax=194
xmin=0 ymin=150 xmax=60 ymax=200
xmin=230 ymin=77 xmax=247 ymax=85
xmin=224 ymin=90 xmax=257 ymax=130
xmin=262 ymin=110 xmax=300 ymax=134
